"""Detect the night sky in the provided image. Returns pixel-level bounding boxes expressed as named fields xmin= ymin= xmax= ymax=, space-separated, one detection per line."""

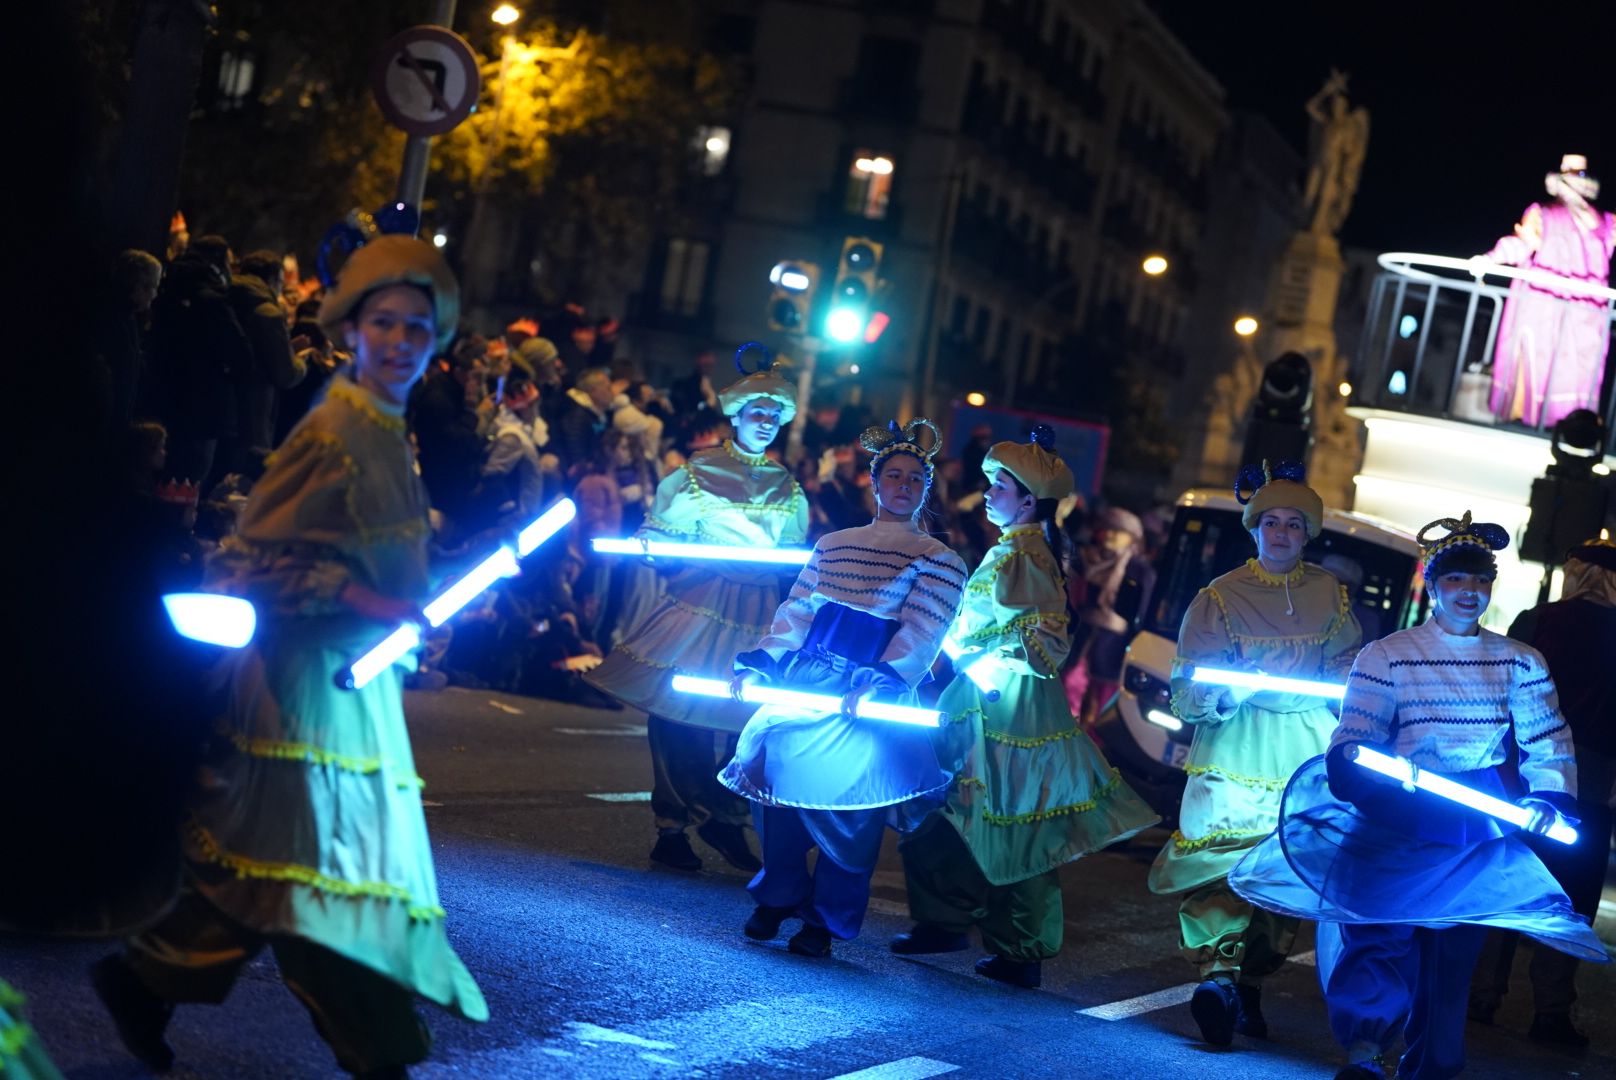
xmin=1148 ymin=0 xmax=1616 ymax=254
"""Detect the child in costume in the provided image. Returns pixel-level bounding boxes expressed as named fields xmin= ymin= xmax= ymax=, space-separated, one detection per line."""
xmin=1148 ymin=461 xmax=1362 ymax=1046
xmin=893 ymin=428 xmax=1158 ymax=987
xmin=92 ymin=235 xmax=487 ymax=1078
xmin=719 ymin=420 xmax=967 ymax=958
xmin=1229 ymin=513 xmax=1603 ymax=1080
xmin=585 ymin=344 xmax=808 ymax=873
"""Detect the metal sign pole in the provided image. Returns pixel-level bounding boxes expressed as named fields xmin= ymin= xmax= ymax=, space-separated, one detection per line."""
xmin=395 ymin=0 xmax=460 ymax=222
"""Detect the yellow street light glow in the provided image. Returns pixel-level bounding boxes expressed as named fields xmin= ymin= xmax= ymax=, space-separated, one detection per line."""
xmin=1141 ymin=254 xmax=1168 ymax=276
xmin=1233 ymin=316 xmax=1259 ymax=337
xmin=854 ymin=156 xmax=895 ymax=175
xmin=491 ymin=3 xmax=521 ymax=25
xmin=705 ymin=134 xmax=728 ymax=154
xmin=965 ymin=391 xmax=987 ymax=407
xmin=1338 ymin=381 xmax=1353 ymax=398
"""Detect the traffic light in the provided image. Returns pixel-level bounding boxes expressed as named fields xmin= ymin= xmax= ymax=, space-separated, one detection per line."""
xmin=826 ymin=236 xmax=883 ymax=343
xmin=1241 ymin=351 xmax=1314 ymax=466
xmin=766 ymin=260 xmax=819 ymax=334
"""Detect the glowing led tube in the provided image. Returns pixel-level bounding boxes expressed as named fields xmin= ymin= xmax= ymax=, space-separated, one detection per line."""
xmin=1146 ymin=708 xmax=1183 ymax=732
xmin=940 ymin=637 xmax=1002 ymax=702
xmin=1349 ymin=745 xmax=1579 ymax=845
xmin=591 ymin=538 xmax=812 ymax=565
xmin=162 ymin=593 xmax=257 ymax=648
xmin=341 ymin=500 xmax=577 ymax=690
xmin=671 ymin=674 xmax=941 ymax=728
xmin=1191 ymin=666 xmax=1346 ymax=700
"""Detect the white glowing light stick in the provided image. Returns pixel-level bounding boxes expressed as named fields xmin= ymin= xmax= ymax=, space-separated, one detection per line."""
xmin=1349 ymin=745 xmax=1579 ymax=845
xmin=1146 ymin=708 xmax=1183 ymax=732
xmin=340 ymin=499 xmax=577 ymax=690
xmin=591 ymin=537 xmax=812 ymax=565
xmin=162 ymin=593 xmax=257 ymax=648
xmin=1191 ymin=666 xmax=1347 ymax=701
xmin=671 ymin=674 xmax=941 ymax=728
xmin=940 ymin=637 xmax=1003 ymax=702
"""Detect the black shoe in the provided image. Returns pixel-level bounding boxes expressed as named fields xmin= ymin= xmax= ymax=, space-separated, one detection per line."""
xmin=974 ymin=955 xmax=1041 ymax=988
xmin=1190 ymin=977 xmax=1241 ymax=1047
xmin=890 ymin=924 xmax=971 ymax=955
xmin=1234 ymin=982 xmax=1268 ymax=1038
xmin=743 ymin=904 xmax=795 ymax=941
xmin=1529 ymin=1012 xmax=1590 ymax=1049
xmin=91 ymin=954 xmax=176 ymax=1071
xmin=697 ymin=820 xmax=762 ymax=873
xmin=1333 ymin=1064 xmax=1383 ymax=1080
xmin=649 ymin=831 xmax=702 ymax=871
xmin=787 ymin=924 xmax=833 ymax=957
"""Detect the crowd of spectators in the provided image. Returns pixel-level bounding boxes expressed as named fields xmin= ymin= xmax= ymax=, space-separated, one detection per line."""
xmin=96 ymin=235 xmax=1171 ymax=712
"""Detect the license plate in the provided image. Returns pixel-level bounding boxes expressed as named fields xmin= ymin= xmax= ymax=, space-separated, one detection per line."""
xmin=1160 ymin=741 xmax=1189 ymax=768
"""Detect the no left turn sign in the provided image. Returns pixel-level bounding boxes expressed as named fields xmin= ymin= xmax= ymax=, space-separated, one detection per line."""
xmin=370 ymin=26 xmax=481 ymax=137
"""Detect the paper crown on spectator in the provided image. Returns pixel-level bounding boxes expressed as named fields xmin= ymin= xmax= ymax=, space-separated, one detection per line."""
xmin=505 ymin=317 xmax=540 ymax=338
xmin=982 ymin=424 xmax=1073 ymax=501
xmin=317 ymin=234 xmax=460 ymax=352
xmin=860 ymin=418 xmax=941 ymax=482
xmin=1235 ymin=459 xmax=1323 ymax=539
xmin=718 ymin=342 xmax=797 ymax=423
xmin=1417 ymin=511 xmax=1510 ymax=580
xmin=157 ymin=478 xmax=201 ymax=508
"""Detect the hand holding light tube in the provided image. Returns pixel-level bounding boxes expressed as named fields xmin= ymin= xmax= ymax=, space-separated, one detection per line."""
xmin=1348 ymin=744 xmax=1579 ymax=845
xmin=941 ymin=636 xmax=1003 ymax=702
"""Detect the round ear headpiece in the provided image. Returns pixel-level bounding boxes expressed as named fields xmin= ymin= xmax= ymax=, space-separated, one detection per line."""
xmin=859 ymin=417 xmax=942 ymax=461
xmin=1235 ymin=459 xmax=1306 ymax=505
xmin=1417 ymin=510 xmax=1511 ymax=558
xmin=734 ymin=341 xmax=789 ymax=375
xmin=1029 ymin=423 xmax=1057 ymax=452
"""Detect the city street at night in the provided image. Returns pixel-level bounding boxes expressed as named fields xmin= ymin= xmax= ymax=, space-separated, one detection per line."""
xmin=9 ymin=689 xmax=1614 ymax=1079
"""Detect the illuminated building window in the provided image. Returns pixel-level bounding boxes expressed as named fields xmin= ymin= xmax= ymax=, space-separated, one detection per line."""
xmin=696 ymin=126 xmax=731 ymax=177
xmin=217 ymin=51 xmax=256 ymax=111
xmin=659 ymin=238 xmax=709 ymax=316
xmin=846 ymin=150 xmax=895 ymax=219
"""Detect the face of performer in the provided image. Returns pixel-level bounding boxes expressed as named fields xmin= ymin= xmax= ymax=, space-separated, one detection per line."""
xmin=345 ymin=284 xmax=436 ymax=406
xmin=983 ymin=468 xmax=1035 ymax=528
xmin=873 ymin=451 xmax=927 ymax=522
xmin=731 ymin=398 xmax=783 ymax=455
xmin=1429 ymin=568 xmax=1492 ymax=636
xmin=1251 ymin=508 xmax=1307 ymax=573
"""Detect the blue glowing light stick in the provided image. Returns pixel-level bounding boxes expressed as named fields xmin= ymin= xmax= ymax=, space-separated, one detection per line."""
xmin=941 ymin=637 xmax=1002 ymax=702
xmin=671 ymin=674 xmax=941 ymax=728
xmin=339 ymin=499 xmax=577 ymax=690
xmin=1349 ymin=745 xmax=1579 ymax=845
xmin=1191 ymin=665 xmax=1346 ymax=701
xmin=162 ymin=593 xmax=258 ymax=648
xmin=591 ymin=537 xmax=812 ymax=565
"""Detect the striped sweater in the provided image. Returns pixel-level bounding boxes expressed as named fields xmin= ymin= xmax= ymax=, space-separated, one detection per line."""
xmin=754 ymin=520 xmax=968 ymax=688
xmin=1330 ymin=618 xmax=1576 ymax=798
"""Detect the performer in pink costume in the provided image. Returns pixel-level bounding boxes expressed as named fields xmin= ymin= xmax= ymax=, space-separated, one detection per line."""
xmin=1484 ymin=154 xmax=1615 ymax=428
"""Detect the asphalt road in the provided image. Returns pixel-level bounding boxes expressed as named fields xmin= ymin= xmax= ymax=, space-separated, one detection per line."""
xmin=6 ymin=687 xmax=1614 ymax=1079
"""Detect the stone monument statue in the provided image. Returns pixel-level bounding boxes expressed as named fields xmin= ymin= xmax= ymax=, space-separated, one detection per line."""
xmin=1303 ymin=70 xmax=1370 ymax=237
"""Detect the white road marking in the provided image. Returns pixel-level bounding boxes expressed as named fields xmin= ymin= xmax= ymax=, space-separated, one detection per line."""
xmin=827 ymin=1056 xmax=961 ymax=1080
xmin=487 ymin=699 xmax=524 ymax=714
xmin=587 ymin=791 xmax=652 ymax=802
xmin=1078 ymin=982 xmax=1197 ymax=1021
xmin=867 ymin=897 xmax=909 ymax=916
xmin=554 ymin=725 xmax=649 ymax=736
xmin=566 ymin=1021 xmax=676 ymax=1050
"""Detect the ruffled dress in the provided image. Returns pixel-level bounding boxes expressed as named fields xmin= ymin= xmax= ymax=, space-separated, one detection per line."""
xmin=931 ymin=526 xmax=1159 ymax=885
xmin=718 ymin=520 xmax=967 ymax=825
xmin=585 ymin=441 xmax=808 ymax=732
xmin=1148 ymin=559 xmax=1361 ymax=895
xmin=195 ymin=376 xmax=486 ymax=1022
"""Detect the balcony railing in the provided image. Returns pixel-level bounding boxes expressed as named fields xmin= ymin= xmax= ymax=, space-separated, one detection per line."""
xmin=1352 ymin=252 xmax=1616 ymax=437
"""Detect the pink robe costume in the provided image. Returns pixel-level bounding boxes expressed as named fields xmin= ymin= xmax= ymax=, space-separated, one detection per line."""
xmin=1486 ymin=201 xmax=1615 ymax=428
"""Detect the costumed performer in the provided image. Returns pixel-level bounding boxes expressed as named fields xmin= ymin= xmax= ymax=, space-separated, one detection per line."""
xmin=719 ymin=420 xmax=967 ymax=958
xmin=1228 ymin=513 xmax=1604 ymax=1080
xmin=1482 ymin=153 xmax=1614 ymax=428
xmin=1147 ymin=460 xmax=1362 ymax=1046
xmin=91 ymin=235 xmax=487 ymax=1078
xmin=893 ymin=428 xmax=1159 ymax=988
xmin=584 ymin=343 xmax=808 ymax=874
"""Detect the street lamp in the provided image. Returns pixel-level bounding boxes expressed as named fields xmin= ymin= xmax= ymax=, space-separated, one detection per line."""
xmin=965 ymin=391 xmax=987 ymax=407
xmin=1141 ymin=254 xmax=1169 ymax=276
xmin=491 ymin=3 xmax=521 ymax=25
xmin=1234 ymin=315 xmax=1260 ymax=337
